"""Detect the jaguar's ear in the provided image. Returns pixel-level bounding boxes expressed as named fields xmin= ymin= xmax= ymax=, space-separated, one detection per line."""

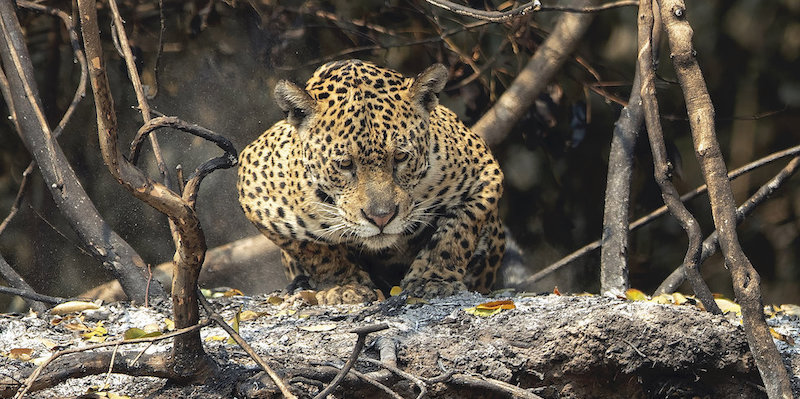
xmin=409 ymin=64 xmax=448 ymax=113
xmin=274 ymin=80 xmax=316 ymax=128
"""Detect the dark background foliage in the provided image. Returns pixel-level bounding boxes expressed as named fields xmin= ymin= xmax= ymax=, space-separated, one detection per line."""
xmin=1 ymin=0 xmax=799 ymax=310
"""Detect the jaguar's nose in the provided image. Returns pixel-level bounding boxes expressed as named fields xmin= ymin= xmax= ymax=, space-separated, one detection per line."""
xmin=362 ymin=205 xmax=398 ymax=230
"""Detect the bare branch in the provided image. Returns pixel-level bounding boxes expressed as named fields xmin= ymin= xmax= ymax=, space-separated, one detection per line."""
xmin=599 ymin=62 xmax=643 ymax=294
xmin=656 ymin=155 xmax=800 ymax=294
xmin=313 ymin=324 xmax=389 ymax=399
xmin=425 ymin=0 xmax=638 ymax=22
xmin=637 ymin=0 xmax=719 ymax=312
xmin=16 ymin=1 xmax=87 ymax=138
xmin=425 ymin=0 xmax=541 ymax=23
xmin=0 ymin=0 xmax=166 ymax=304
xmin=77 ymin=0 xmax=224 ymax=380
xmin=12 ymin=322 xmax=209 ymax=398
xmin=656 ymin=0 xmax=792 ymax=395
xmin=471 ymin=4 xmax=598 ymax=145
xmin=198 ymin=293 xmax=297 ymax=399
xmin=522 ymin=144 xmax=800 ymax=287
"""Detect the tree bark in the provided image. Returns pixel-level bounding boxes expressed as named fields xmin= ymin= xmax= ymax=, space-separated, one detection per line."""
xmin=598 ymin=69 xmax=643 ymax=295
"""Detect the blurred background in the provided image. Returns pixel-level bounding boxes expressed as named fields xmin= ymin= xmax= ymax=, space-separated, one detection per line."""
xmin=1 ymin=0 xmax=799 ymax=311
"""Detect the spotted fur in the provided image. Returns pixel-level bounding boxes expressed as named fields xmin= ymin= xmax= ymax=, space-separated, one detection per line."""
xmin=237 ymin=60 xmax=505 ymax=304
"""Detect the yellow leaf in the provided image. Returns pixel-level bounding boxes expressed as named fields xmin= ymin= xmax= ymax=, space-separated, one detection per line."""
xmin=650 ymin=294 xmax=673 ymax=305
xmin=223 ymin=288 xmax=244 ymax=297
xmin=239 ymin=310 xmax=266 ymax=321
xmin=299 ymin=324 xmax=337 ymax=332
xmin=227 ymin=311 xmax=241 ymax=345
xmin=266 ymin=295 xmax=285 ymax=305
xmin=390 ymin=286 xmax=403 ymax=296
xmin=464 ymin=306 xmax=503 ymax=317
xmin=9 ymin=348 xmax=33 ymax=361
xmin=205 ymin=335 xmax=227 ymax=342
xmin=625 ymin=289 xmax=648 ymax=301
xmin=85 ymin=335 xmax=107 ymax=343
xmin=475 ymin=300 xmax=516 ymax=310
xmin=671 ymin=292 xmax=689 ymax=305
xmin=50 ymin=301 xmax=100 ymax=315
xmin=714 ymin=298 xmax=741 ymax=316
xmin=770 ymin=328 xmax=795 ymax=345
xmin=81 ymin=322 xmax=108 ymax=341
xmin=163 ymin=318 xmax=175 ymax=331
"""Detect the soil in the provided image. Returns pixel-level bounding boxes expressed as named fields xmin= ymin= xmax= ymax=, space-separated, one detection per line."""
xmin=1 ymin=293 xmax=798 ymax=398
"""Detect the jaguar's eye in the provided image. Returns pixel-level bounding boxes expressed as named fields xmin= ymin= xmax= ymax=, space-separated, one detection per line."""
xmin=394 ymin=151 xmax=409 ymax=163
xmin=337 ymin=158 xmax=353 ymax=170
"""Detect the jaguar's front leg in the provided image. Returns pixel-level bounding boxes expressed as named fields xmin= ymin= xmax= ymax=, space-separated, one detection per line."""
xmin=277 ymin=238 xmax=379 ymax=304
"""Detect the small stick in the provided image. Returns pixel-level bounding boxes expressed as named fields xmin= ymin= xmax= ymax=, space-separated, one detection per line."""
xmin=197 ymin=292 xmax=297 ymax=399
xmin=524 ymin=144 xmax=800 ymax=286
xmin=360 ymin=356 xmax=428 ymax=399
xmin=313 ymin=323 xmax=389 ymax=399
xmin=14 ymin=322 xmax=208 ymax=399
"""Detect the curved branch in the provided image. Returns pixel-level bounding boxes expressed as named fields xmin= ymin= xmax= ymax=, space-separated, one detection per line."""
xmin=656 ymin=155 xmax=800 ymax=294
xmin=521 ymin=144 xmax=800 ymax=287
xmin=130 ymin=116 xmax=238 ymax=206
xmin=77 ymin=0 xmax=216 ymax=380
xmin=637 ymin=0 xmax=718 ymax=312
xmin=426 ymin=0 xmax=638 ymax=22
xmin=425 ymin=0 xmax=541 ymax=22
xmin=0 ymin=0 xmax=166 ymax=304
xmin=657 ymin=0 xmax=792 ymax=395
xmin=471 ymin=4 xmax=598 ymax=145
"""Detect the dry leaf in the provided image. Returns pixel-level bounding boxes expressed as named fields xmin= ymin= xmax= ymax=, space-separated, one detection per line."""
xmin=475 ymin=300 xmax=516 ymax=310
xmin=390 ymin=286 xmax=403 ymax=296
xmin=770 ymin=327 xmax=795 ymax=345
xmin=239 ymin=310 xmax=267 ymax=321
xmin=299 ymin=324 xmax=337 ymax=332
xmin=223 ymin=288 xmax=244 ymax=297
xmin=266 ymin=295 xmax=285 ymax=305
xmin=51 ymin=301 xmax=100 ymax=315
xmin=9 ymin=348 xmax=33 ymax=361
xmin=714 ymin=298 xmax=742 ymax=316
xmin=625 ymin=289 xmax=648 ymax=301
xmin=553 ymin=286 xmax=561 ymax=296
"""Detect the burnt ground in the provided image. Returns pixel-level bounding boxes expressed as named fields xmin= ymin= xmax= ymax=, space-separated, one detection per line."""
xmin=1 ymin=293 xmax=798 ymax=398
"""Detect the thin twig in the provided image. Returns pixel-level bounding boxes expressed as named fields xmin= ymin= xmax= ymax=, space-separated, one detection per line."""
xmin=360 ymin=357 xmax=428 ymax=399
xmin=197 ymin=292 xmax=297 ymax=399
xmin=426 ymin=0 xmax=637 ymax=23
xmin=637 ymin=0 xmax=719 ymax=313
xmin=655 ymin=155 xmax=800 ymax=294
xmin=426 ymin=0 xmax=541 ymax=23
xmin=314 ymin=323 xmax=389 ymax=399
xmin=0 ymin=283 xmax=66 ymax=305
xmin=146 ymin=0 xmax=165 ymax=100
xmin=13 ymin=322 xmax=208 ymax=399
xmin=108 ymin=0 xmax=179 ymax=245
xmin=16 ymin=0 xmax=88 ymax=138
xmin=0 ymin=162 xmax=33 ymax=236
xmin=522 ymin=144 xmax=800 ymax=286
